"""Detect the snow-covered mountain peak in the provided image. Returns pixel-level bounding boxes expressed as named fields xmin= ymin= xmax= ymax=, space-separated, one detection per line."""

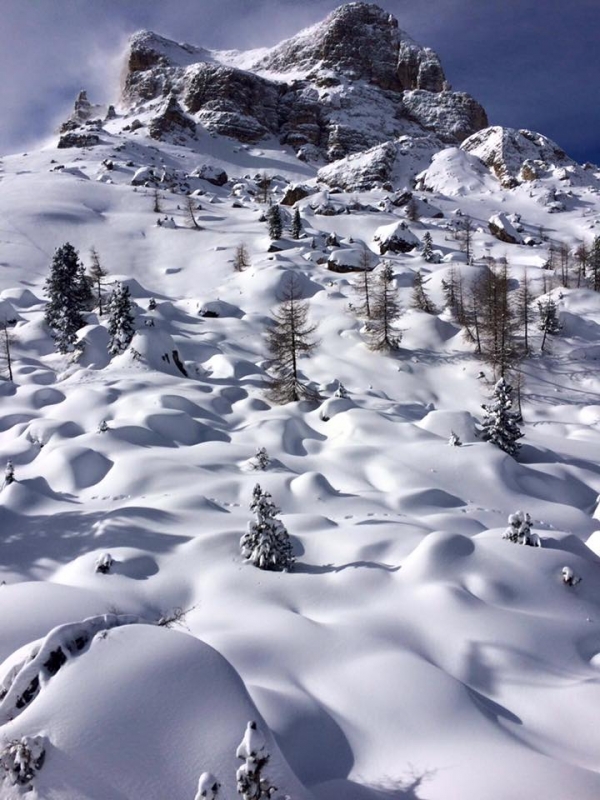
xmin=119 ymin=3 xmax=487 ymax=160
xmin=249 ymin=1 xmax=444 ymax=92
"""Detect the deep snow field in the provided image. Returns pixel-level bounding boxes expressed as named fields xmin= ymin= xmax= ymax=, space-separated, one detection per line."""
xmin=1 ymin=107 xmax=600 ymax=800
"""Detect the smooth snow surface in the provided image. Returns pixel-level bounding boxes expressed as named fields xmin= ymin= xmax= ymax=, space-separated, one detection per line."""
xmin=1 ymin=100 xmax=600 ymax=800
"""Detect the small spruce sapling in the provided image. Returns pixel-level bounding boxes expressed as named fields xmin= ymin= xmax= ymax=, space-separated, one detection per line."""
xmin=448 ymin=431 xmax=462 ymax=447
xmin=251 ymin=447 xmax=270 ymax=471
xmin=562 ymin=566 xmax=581 ymax=586
xmin=95 ymin=552 xmax=114 ymax=574
xmin=481 ymin=377 xmax=523 ymax=456
xmin=240 ymin=484 xmax=294 ymax=571
xmin=502 ymin=511 xmax=539 ymax=545
xmin=0 ymin=736 xmax=46 ymax=786
xmin=421 ymin=231 xmax=434 ymax=263
xmin=236 ymin=721 xmax=277 ymax=800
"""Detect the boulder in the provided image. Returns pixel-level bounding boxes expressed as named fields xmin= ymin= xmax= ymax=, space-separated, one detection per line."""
xmin=373 ymin=221 xmax=420 ymax=254
xmin=488 ymin=213 xmax=523 ymax=245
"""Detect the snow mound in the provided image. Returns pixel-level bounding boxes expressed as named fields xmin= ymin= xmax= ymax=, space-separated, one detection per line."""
xmin=0 ymin=624 xmax=308 ymax=800
xmin=416 ymin=146 xmax=497 ymax=195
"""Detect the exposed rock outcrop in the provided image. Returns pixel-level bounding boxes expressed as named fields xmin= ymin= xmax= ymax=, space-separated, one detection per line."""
xmin=148 ymin=94 xmax=196 ymax=141
xmin=57 ymin=132 xmax=100 ymax=149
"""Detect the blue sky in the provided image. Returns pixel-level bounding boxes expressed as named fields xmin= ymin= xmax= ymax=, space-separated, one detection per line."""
xmin=1 ymin=0 xmax=598 ymax=163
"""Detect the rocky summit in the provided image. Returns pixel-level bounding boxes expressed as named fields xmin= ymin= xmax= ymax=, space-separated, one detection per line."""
xmin=120 ymin=2 xmax=487 ymax=160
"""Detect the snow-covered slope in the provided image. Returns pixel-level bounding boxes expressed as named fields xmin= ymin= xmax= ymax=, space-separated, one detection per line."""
xmin=1 ymin=6 xmax=600 ymax=800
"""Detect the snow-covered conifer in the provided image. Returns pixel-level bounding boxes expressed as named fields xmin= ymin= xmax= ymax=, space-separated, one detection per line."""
xmin=236 ymin=721 xmax=276 ymax=800
xmin=421 ymin=231 xmax=434 ymax=262
xmin=481 ymin=377 xmax=523 ymax=456
xmin=44 ymin=243 xmax=88 ymax=353
xmin=266 ymin=205 xmax=282 ymax=240
xmin=448 ymin=431 xmax=462 ymax=447
xmin=240 ymin=484 xmax=294 ymax=571
xmin=95 ymin=552 xmax=114 ymax=574
xmin=503 ymin=510 xmax=537 ymax=545
xmin=562 ymin=566 xmax=581 ymax=586
xmin=251 ymin=447 xmax=270 ymax=471
xmin=0 ymin=736 xmax=45 ymax=786
xmin=107 ymin=282 xmax=135 ymax=355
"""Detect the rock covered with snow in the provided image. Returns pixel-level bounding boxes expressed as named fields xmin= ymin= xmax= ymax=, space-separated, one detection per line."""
xmin=318 ymin=141 xmax=397 ymax=190
xmin=488 ymin=212 xmax=523 ymax=244
xmin=373 ymin=220 xmax=420 ymax=254
xmin=327 ymin=247 xmax=374 ymax=273
xmin=461 ymin=126 xmax=592 ymax=188
xmin=190 ymin=164 xmax=228 ymax=186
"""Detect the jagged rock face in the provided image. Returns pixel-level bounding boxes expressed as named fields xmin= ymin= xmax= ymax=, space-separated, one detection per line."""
xmin=403 ymin=91 xmax=489 ymax=144
xmin=253 ymin=2 xmax=444 ymax=93
xmin=183 ymin=64 xmax=282 ymax=142
xmin=148 ymin=95 xmax=196 ymax=141
xmin=461 ymin=126 xmax=580 ymax=188
xmin=119 ymin=3 xmax=488 ymax=159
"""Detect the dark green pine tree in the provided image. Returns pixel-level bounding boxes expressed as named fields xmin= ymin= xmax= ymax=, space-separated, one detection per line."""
xmin=107 ymin=282 xmax=135 ymax=355
xmin=266 ymin=204 xmax=283 ymax=240
xmin=44 ymin=242 xmax=88 ymax=353
xmin=291 ymin=207 xmax=302 ymax=240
